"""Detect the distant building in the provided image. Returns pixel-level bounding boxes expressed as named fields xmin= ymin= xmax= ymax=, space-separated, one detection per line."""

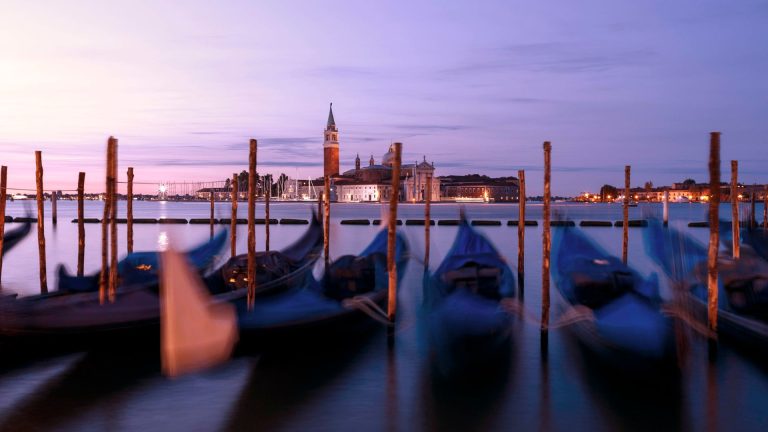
xmin=195 ymin=187 xmax=233 ymax=201
xmin=323 ymin=104 xmax=440 ymax=203
xmin=439 ymin=175 xmax=519 ymax=202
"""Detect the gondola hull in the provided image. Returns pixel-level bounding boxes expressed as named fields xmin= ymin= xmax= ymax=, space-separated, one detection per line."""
xmin=427 ymin=290 xmax=514 ymax=377
xmin=234 ymin=290 xmax=387 ymax=352
xmin=552 ymin=287 xmax=676 ymax=372
xmin=688 ymin=289 xmax=768 ymax=359
xmin=232 ymin=230 xmax=409 ymax=353
xmin=553 ymin=226 xmax=677 ymax=373
xmin=424 ymin=220 xmax=517 ymax=377
xmin=0 ymin=216 xmax=323 ymax=350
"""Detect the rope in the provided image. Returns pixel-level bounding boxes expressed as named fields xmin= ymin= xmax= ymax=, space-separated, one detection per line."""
xmin=499 ymin=298 xmax=542 ymax=325
xmin=661 ymin=304 xmax=716 ymax=339
xmin=342 ymin=296 xmax=394 ymax=326
xmin=499 ymin=298 xmax=596 ymax=329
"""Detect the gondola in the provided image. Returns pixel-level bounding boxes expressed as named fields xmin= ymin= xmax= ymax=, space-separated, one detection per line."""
xmin=1 ymin=220 xmax=32 ymax=255
xmin=229 ymin=227 xmax=408 ymax=351
xmin=643 ymin=219 xmax=768 ymax=356
xmin=739 ymin=225 xmax=768 ymax=263
xmin=56 ymin=228 xmax=229 ymax=293
xmin=552 ymin=224 xmax=676 ymax=371
xmin=423 ymin=219 xmax=517 ymax=377
xmin=0 ymin=215 xmax=323 ymax=350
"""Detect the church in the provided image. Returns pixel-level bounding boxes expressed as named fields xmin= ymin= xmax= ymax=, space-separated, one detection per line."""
xmin=322 ymin=104 xmax=441 ymax=203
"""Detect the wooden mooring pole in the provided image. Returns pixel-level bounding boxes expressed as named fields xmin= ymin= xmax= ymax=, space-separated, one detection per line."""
xmin=247 ymin=139 xmax=257 ymax=309
xmin=731 ymin=160 xmax=739 ymax=259
xmin=764 ymin=185 xmax=767 ymax=230
xmin=541 ymin=142 xmax=551 ymax=334
xmin=0 ymin=166 xmax=6 ymax=286
xmin=127 ymin=167 xmax=134 ymax=253
xmin=424 ymin=174 xmax=432 ymax=270
xmin=323 ymin=175 xmax=331 ymax=270
xmin=387 ymin=142 xmax=402 ymax=324
xmin=265 ymin=175 xmax=271 ymax=252
xmin=517 ymin=169 xmax=526 ymax=298
xmin=100 ymin=139 xmax=113 ymax=303
xmin=751 ymin=192 xmax=756 ymax=229
xmin=663 ymin=190 xmax=669 ymax=227
xmin=77 ymin=172 xmax=85 ymax=276
xmin=707 ymin=132 xmax=721 ymax=334
xmin=231 ymin=173 xmax=238 ymax=257
xmin=51 ymin=189 xmax=57 ymax=225
xmin=209 ymin=183 xmax=215 ymax=239
xmin=623 ymin=165 xmax=630 ymax=265
xmin=108 ymin=137 xmax=118 ymax=302
xmin=35 ymin=151 xmax=48 ymax=294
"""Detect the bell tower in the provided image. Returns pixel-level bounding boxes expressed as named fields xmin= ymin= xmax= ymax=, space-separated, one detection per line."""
xmin=323 ymin=103 xmax=340 ymax=177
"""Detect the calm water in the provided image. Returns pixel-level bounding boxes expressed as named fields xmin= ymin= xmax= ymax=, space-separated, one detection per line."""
xmin=0 ymin=201 xmax=766 ymax=431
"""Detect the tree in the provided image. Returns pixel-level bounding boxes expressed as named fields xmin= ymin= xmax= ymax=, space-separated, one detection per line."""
xmin=238 ymin=170 xmax=248 ymax=192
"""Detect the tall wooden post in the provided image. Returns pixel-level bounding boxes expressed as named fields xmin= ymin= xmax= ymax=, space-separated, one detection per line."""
xmin=663 ymin=190 xmax=669 ymax=227
xmin=51 ymin=190 xmax=57 ymax=225
xmin=323 ymin=175 xmax=331 ymax=270
xmin=209 ymin=184 xmax=215 ymax=239
xmin=127 ymin=167 xmax=134 ymax=253
xmin=100 ymin=139 xmax=113 ymax=303
xmin=0 ymin=166 xmax=6 ymax=286
xmin=517 ymin=170 xmax=526 ymax=297
xmin=387 ymin=142 xmax=402 ymax=323
xmin=35 ymin=151 xmax=48 ymax=294
xmin=108 ymin=137 xmax=118 ymax=302
xmin=77 ymin=172 xmax=85 ymax=276
xmin=731 ymin=160 xmax=739 ymax=259
xmin=707 ymin=132 xmax=721 ymax=333
xmin=623 ymin=165 xmax=630 ymax=264
xmin=541 ymin=142 xmax=551 ymax=333
xmin=231 ymin=173 xmax=238 ymax=257
xmin=247 ymin=139 xmax=257 ymax=309
xmin=424 ymin=174 xmax=432 ymax=270
xmin=265 ymin=175 xmax=271 ymax=252
xmin=751 ymin=192 xmax=756 ymax=229
xmin=764 ymin=185 xmax=767 ymax=230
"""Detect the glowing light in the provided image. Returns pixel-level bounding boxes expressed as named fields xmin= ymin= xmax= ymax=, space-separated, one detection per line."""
xmin=158 ymin=231 xmax=169 ymax=251
xmin=159 ymin=184 xmax=167 ymax=194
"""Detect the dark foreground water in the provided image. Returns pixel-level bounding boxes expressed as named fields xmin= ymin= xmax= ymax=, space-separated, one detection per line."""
xmin=0 ymin=201 xmax=766 ymax=431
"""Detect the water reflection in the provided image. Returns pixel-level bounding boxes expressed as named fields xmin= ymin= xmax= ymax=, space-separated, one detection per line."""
xmin=223 ymin=329 xmax=382 ymax=431
xmin=0 ymin=202 xmax=766 ymax=430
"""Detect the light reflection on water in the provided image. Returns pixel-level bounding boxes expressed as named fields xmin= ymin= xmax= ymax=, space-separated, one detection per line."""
xmin=0 ymin=201 xmax=766 ymax=431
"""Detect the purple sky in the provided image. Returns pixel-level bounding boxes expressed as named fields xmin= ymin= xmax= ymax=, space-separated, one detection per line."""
xmin=1 ymin=1 xmax=766 ymax=195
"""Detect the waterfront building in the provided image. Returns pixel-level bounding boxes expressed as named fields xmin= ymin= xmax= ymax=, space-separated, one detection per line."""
xmin=195 ymin=187 xmax=233 ymax=201
xmin=439 ymin=175 xmax=519 ymax=202
xmin=325 ymin=104 xmax=440 ymax=203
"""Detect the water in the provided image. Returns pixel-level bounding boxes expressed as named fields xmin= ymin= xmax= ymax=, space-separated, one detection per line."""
xmin=0 ymin=201 xmax=766 ymax=431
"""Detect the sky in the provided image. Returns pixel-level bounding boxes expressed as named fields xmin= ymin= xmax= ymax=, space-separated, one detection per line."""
xmin=1 ymin=0 xmax=766 ymax=195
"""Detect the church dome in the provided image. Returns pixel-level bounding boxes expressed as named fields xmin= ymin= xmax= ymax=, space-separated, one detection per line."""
xmin=381 ymin=145 xmax=395 ymax=167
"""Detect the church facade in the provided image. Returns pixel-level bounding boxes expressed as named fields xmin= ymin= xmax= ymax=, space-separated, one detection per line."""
xmin=323 ymin=104 xmax=440 ymax=203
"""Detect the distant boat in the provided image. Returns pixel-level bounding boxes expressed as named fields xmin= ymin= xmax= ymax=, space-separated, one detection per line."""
xmin=11 ymin=193 xmax=28 ymax=200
